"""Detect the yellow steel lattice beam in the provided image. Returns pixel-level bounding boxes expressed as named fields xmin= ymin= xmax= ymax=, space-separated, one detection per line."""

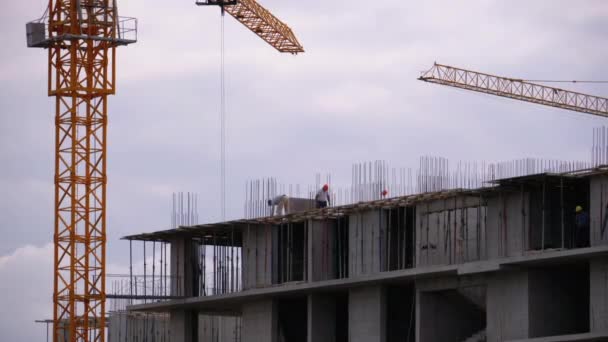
xmin=419 ymin=63 xmax=608 ymax=118
xmin=223 ymin=0 xmax=304 ymax=53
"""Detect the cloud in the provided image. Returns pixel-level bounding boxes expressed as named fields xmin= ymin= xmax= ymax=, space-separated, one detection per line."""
xmin=0 ymin=244 xmax=53 ymax=342
xmin=0 ymin=243 xmax=135 ymax=341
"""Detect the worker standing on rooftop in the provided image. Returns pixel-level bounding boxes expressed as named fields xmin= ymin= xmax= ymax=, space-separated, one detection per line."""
xmin=315 ymin=184 xmax=331 ymax=208
xmin=268 ymin=194 xmax=289 ymax=216
xmin=575 ymin=205 xmax=590 ymax=248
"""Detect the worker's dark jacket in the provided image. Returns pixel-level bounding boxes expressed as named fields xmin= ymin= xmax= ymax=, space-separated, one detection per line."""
xmin=575 ymin=212 xmax=590 ymax=248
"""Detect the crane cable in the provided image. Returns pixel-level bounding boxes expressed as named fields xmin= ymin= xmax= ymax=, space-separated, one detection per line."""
xmin=523 ymin=79 xmax=608 ymax=84
xmin=220 ymin=9 xmax=226 ymax=220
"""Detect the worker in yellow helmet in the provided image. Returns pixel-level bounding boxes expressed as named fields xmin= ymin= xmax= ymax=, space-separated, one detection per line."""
xmin=575 ymin=205 xmax=590 ymax=248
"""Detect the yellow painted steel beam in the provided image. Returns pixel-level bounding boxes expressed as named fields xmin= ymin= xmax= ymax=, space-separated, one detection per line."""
xmin=224 ymin=0 xmax=304 ymax=54
xmin=419 ymin=63 xmax=608 ymax=118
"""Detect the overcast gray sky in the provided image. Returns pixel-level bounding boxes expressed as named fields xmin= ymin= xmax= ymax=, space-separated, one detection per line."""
xmin=1 ymin=0 xmax=607 ymax=340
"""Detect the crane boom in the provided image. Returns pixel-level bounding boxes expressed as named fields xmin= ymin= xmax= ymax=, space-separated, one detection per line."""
xmin=419 ymin=63 xmax=608 ymax=118
xmin=197 ymin=0 xmax=304 ymax=53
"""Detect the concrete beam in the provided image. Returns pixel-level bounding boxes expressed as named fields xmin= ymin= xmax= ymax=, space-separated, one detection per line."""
xmin=128 ymin=246 xmax=608 ymax=314
xmin=507 ymin=331 xmax=608 ymax=342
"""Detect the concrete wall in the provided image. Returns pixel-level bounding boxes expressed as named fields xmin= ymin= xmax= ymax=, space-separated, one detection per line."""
xmin=242 ymin=300 xmax=278 ymax=342
xmin=108 ymin=312 xmax=169 ymax=342
xmin=349 ymin=286 xmax=386 ymax=342
xmin=590 ymin=175 xmax=608 ymax=246
xmin=288 ymin=198 xmax=316 ymax=214
xmin=486 ymin=192 xmax=529 ymax=259
xmin=590 ymin=257 xmax=608 ymax=332
xmin=199 ymin=315 xmax=241 ymax=342
xmin=242 ymin=224 xmax=273 ymax=289
xmin=308 ymin=220 xmax=335 ymax=281
xmin=308 ymin=294 xmax=336 ymax=342
xmin=416 ymin=197 xmax=486 ymax=267
xmin=486 ymin=270 xmax=529 ymax=342
xmin=349 ymin=210 xmax=387 ymax=276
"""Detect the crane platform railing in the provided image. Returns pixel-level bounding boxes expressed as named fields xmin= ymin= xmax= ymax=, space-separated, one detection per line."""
xmin=26 ymin=8 xmax=137 ymax=48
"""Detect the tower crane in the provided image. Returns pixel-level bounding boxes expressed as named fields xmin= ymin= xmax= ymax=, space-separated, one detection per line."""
xmin=25 ymin=1 xmax=303 ymax=341
xmin=419 ymin=63 xmax=608 ymax=118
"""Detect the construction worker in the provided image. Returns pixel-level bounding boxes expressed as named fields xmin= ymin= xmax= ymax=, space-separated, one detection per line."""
xmin=268 ymin=194 xmax=289 ymax=216
xmin=315 ymin=184 xmax=330 ymax=208
xmin=381 ymin=189 xmax=388 ymax=198
xmin=575 ymin=205 xmax=590 ymax=248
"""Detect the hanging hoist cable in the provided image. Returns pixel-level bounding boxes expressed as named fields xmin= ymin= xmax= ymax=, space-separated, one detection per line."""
xmin=522 ymin=79 xmax=608 ymax=84
xmin=220 ymin=7 xmax=227 ymax=220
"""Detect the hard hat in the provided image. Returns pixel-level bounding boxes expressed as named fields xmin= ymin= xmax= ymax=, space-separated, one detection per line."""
xmin=323 ymin=184 xmax=329 ymax=191
xmin=575 ymin=205 xmax=583 ymax=213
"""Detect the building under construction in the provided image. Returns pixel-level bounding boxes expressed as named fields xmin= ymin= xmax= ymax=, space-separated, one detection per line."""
xmin=111 ymin=165 xmax=608 ymax=342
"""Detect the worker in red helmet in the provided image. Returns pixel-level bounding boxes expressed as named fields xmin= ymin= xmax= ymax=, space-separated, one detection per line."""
xmin=315 ymin=184 xmax=330 ymax=208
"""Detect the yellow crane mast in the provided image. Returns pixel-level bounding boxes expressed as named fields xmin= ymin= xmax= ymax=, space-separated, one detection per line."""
xmin=27 ymin=2 xmax=136 ymax=341
xmin=419 ymin=62 xmax=608 ymax=118
xmin=25 ymin=1 xmax=303 ymax=341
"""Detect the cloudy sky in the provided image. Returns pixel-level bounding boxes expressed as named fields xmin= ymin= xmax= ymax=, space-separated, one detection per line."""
xmin=1 ymin=0 xmax=607 ymax=340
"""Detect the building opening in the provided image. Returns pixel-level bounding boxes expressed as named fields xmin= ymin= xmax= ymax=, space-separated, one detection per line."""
xmin=386 ymin=206 xmax=415 ymax=271
xmin=334 ymin=217 xmax=349 ymax=279
xmin=529 ymin=176 xmax=590 ymax=250
xmin=335 ymin=292 xmax=348 ymax=342
xmin=386 ymin=283 xmax=416 ymax=342
xmin=274 ymin=222 xmax=306 ymax=284
xmin=418 ymin=285 xmax=486 ymax=342
xmin=528 ymin=262 xmax=590 ymax=337
xmin=277 ymin=296 xmax=307 ymax=342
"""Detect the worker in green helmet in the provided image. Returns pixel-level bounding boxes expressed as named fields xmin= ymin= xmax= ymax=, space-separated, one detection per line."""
xmin=575 ymin=205 xmax=590 ymax=248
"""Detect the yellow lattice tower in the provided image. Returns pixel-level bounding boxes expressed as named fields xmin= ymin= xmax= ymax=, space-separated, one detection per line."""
xmin=27 ymin=1 xmax=136 ymax=341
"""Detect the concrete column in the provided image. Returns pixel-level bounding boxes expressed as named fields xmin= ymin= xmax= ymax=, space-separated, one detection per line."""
xmin=308 ymin=220 xmax=335 ymax=282
xmin=349 ymin=286 xmax=386 ymax=342
xmin=170 ymin=310 xmax=198 ymax=342
xmin=590 ymin=175 xmax=608 ymax=246
xmin=170 ymin=238 xmax=199 ymax=297
xmin=590 ymin=257 xmax=608 ymax=331
xmin=486 ymin=193 xmax=529 ymax=259
xmin=243 ymin=225 xmax=273 ymax=289
xmin=349 ymin=210 xmax=386 ymax=277
xmin=242 ymin=300 xmax=278 ymax=342
xmin=308 ymin=294 xmax=336 ymax=342
xmin=169 ymin=239 xmax=199 ymax=342
xmin=486 ymin=270 xmax=529 ymax=342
